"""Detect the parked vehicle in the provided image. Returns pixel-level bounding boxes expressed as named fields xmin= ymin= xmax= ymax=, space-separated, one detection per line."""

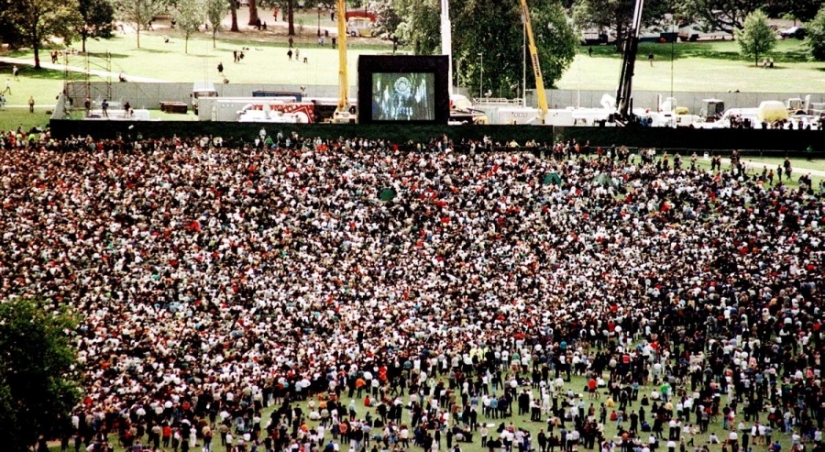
xmin=678 ymin=23 xmax=733 ymax=42
xmin=191 ymin=82 xmax=218 ymax=115
xmin=779 ymin=26 xmax=805 ymax=39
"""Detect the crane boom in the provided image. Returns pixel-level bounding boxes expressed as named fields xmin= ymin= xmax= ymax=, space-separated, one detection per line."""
xmin=519 ymin=0 xmax=548 ymax=124
xmin=615 ymin=0 xmax=644 ymax=121
xmin=333 ymin=0 xmax=352 ymax=121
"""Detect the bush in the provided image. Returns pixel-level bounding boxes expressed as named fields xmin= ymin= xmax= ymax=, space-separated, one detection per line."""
xmin=805 ymin=6 xmax=825 ymax=60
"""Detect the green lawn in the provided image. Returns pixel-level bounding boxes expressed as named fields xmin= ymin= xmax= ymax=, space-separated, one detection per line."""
xmin=7 ymin=29 xmax=386 ymax=87
xmin=0 ymin=108 xmax=52 ymax=134
xmin=559 ymin=41 xmax=825 ymax=93
xmin=51 ymin=373 xmax=800 ymax=452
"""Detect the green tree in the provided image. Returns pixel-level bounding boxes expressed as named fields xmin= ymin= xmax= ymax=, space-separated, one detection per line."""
xmin=374 ymin=0 xmax=403 ymax=38
xmin=573 ymin=0 xmax=674 ymax=51
xmin=764 ymin=0 xmax=821 ymax=23
xmin=394 ymin=0 xmax=576 ymax=97
xmin=393 ymin=0 xmax=440 ymax=54
xmin=735 ymin=10 xmax=777 ymax=65
xmin=266 ymin=0 xmax=324 ymax=37
xmin=0 ymin=299 xmax=81 ymax=452
xmin=1 ymin=0 xmax=81 ymax=69
xmin=678 ymin=0 xmax=767 ymax=34
xmin=175 ymin=0 xmax=205 ymax=53
xmin=0 ymin=0 xmax=25 ymax=49
xmin=532 ymin=0 xmax=579 ymax=91
xmin=205 ymin=0 xmax=228 ymax=47
xmin=805 ymin=5 xmax=825 ymax=60
xmin=118 ymin=0 xmax=164 ymax=48
xmin=75 ymin=0 xmax=115 ymax=53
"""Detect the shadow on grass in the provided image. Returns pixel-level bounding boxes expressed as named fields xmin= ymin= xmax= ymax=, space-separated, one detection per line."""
xmin=86 ymin=52 xmax=131 ymax=59
xmin=132 ymin=47 xmax=175 ymax=54
xmin=582 ymin=42 xmax=812 ymax=63
xmin=0 ymin=63 xmax=65 ymax=80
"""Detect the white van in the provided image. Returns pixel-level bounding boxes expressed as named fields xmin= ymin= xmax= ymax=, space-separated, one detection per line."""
xmin=678 ymin=23 xmax=733 ymax=42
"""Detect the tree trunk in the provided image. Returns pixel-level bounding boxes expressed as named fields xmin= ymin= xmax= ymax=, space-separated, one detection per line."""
xmin=33 ymin=40 xmax=41 ymax=69
xmin=615 ymin=21 xmax=624 ymax=53
xmin=185 ymin=35 xmax=189 ymax=54
xmin=213 ymin=30 xmax=217 ymax=48
xmin=231 ymin=3 xmax=239 ymax=32
xmin=136 ymin=26 xmax=141 ymax=48
xmin=288 ymin=0 xmax=295 ymax=36
xmin=248 ymin=0 xmax=259 ymax=26
xmin=82 ymin=34 xmax=87 ymax=53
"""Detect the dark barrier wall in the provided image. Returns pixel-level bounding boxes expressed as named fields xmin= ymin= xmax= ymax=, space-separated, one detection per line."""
xmin=49 ymin=120 xmax=559 ymax=144
xmin=555 ymin=126 xmax=823 ymax=153
xmin=50 ymin=120 xmax=822 ymax=154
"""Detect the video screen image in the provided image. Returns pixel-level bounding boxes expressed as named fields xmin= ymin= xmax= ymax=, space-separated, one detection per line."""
xmin=371 ymin=73 xmax=435 ymax=121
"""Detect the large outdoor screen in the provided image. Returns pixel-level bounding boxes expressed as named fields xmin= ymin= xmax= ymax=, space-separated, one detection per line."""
xmin=371 ymin=73 xmax=436 ymax=121
xmin=358 ymin=55 xmax=449 ymax=125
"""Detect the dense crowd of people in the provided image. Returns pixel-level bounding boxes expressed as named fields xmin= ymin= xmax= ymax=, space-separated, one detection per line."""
xmin=0 ymin=130 xmax=823 ymax=452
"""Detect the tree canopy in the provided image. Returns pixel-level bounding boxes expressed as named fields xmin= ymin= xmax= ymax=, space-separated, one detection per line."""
xmin=1 ymin=0 xmax=81 ymax=68
xmin=805 ymin=5 xmax=825 ymax=61
xmin=385 ymin=0 xmax=577 ymax=97
xmin=205 ymin=0 xmax=228 ymax=46
xmin=0 ymin=299 xmax=81 ymax=452
xmin=175 ymin=0 xmax=206 ymax=53
xmin=75 ymin=0 xmax=115 ymax=53
xmin=677 ymin=0 xmax=766 ymax=34
xmin=573 ymin=0 xmax=674 ymax=51
xmin=118 ymin=0 xmax=165 ymax=48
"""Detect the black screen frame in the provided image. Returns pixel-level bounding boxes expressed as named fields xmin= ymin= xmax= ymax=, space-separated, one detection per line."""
xmin=358 ymin=55 xmax=450 ymax=125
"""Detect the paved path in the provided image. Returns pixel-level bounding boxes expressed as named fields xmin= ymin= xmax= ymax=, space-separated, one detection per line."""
xmin=0 ymin=56 xmax=167 ymax=83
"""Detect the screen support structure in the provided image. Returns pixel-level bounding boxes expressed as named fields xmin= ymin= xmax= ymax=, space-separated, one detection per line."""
xmin=332 ymin=0 xmax=355 ymax=123
xmin=441 ymin=0 xmax=453 ymax=96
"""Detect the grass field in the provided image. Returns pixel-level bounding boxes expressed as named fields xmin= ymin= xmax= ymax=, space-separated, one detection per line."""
xmin=558 ymin=40 xmax=825 ymax=93
xmin=49 ymin=373 xmax=801 ymax=452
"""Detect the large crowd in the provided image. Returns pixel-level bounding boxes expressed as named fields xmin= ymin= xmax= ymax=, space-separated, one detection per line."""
xmin=0 ymin=129 xmax=823 ymax=452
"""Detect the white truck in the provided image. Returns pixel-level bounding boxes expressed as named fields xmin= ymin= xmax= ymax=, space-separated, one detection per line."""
xmin=191 ymin=82 xmax=218 ymax=115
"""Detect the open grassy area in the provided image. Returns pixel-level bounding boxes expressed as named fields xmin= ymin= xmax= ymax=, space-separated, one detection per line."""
xmin=49 ymin=374 xmax=801 ymax=452
xmin=690 ymin=158 xmax=823 ymax=190
xmin=559 ymin=40 xmax=825 ymax=93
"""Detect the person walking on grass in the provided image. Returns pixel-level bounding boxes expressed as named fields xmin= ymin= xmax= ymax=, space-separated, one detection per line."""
xmin=13 ymin=65 xmax=19 ymax=81
xmin=3 ymin=78 xmax=10 ymax=95
xmin=28 ymin=96 xmax=35 ymax=113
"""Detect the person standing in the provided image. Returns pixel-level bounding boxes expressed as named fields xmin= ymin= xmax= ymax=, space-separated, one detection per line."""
xmin=648 ymin=52 xmax=654 ymax=67
xmin=13 ymin=65 xmax=19 ymax=81
xmin=218 ymin=62 xmax=224 ymax=75
xmin=3 ymin=78 xmax=10 ymax=95
xmin=28 ymin=96 xmax=35 ymax=113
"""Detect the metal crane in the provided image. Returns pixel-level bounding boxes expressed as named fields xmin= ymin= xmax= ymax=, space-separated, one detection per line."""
xmin=519 ymin=0 xmax=549 ymax=124
xmin=615 ymin=0 xmax=645 ymax=123
xmin=332 ymin=0 xmax=355 ymax=123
